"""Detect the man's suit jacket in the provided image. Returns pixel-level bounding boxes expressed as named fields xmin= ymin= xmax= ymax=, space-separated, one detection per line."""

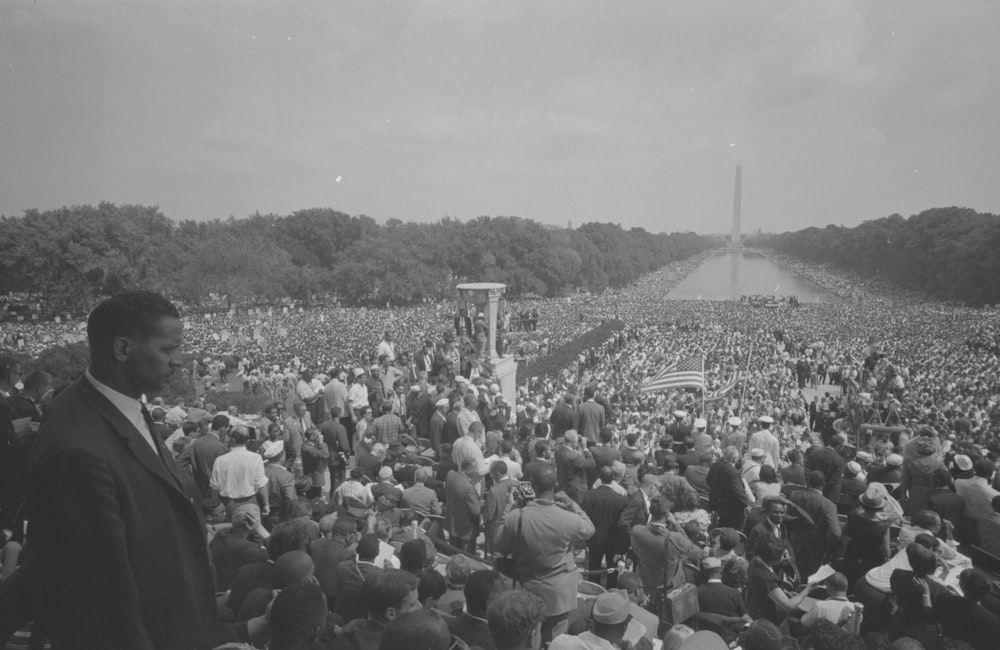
xmin=577 ymin=401 xmax=605 ymax=443
xmin=549 ymin=404 xmax=578 ymax=439
xmin=283 ymin=413 xmax=313 ymax=459
xmin=448 ymin=613 xmax=496 ymax=650
xmin=554 ymin=445 xmax=594 ymax=499
xmin=697 ymin=581 xmax=747 ymax=618
xmin=27 ymin=377 xmax=219 ymax=650
xmin=588 ymin=444 xmax=623 ymax=486
xmin=189 ymin=433 xmax=228 ymax=498
xmin=444 ymin=469 xmax=482 ymax=539
xmin=617 ymin=490 xmax=649 ymax=552
xmin=707 ymin=460 xmax=750 ymax=526
xmin=333 ymin=559 xmax=382 ymax=623
xmin=310 ymin=539 xmax=354 ymax=603
xmin=582 ymin=484 xmax=628 ymax=553
xmin=411 ymin=391 xmax=433 ymax=439
xmin=430 ymin=411 xmax=447 ymax=453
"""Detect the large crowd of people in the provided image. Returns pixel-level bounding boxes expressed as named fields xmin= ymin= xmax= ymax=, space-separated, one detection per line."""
xmin=2 ymin=250 xmax=1000 ymax=650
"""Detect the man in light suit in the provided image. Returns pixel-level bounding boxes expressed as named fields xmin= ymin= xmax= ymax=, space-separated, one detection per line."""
xmin=283 ymin=401 xmax=313 ymax=465
xmin=26 ymin=291 xmax=219 ymax=650
xmin=444 ymin=458 xmax=482 ymax=554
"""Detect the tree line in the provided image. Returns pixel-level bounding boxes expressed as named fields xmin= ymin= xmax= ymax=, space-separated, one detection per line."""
xmin=747 ymin=207 xmax=1000 ymax=306
xmin=0 ymin=203 xmax=710 ymax=314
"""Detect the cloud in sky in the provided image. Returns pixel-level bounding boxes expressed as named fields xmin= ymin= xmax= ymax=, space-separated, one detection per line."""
xmin=1 ymin=0 xmax=998 ymax=234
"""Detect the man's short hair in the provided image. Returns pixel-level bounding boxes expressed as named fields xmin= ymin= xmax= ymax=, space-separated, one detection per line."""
xmin=598 ymin=465 xmax=615 ymax=484
xmin=272 ymin=550 xmax=315 ymax=589
xmin=363 ymin=569 xmax=420 ymax=621
xmin=267 ymin=519 xmax=313 ymax=560
xmin=787 ymin=449 xmax=802 ymax=464
xmin=463 ymin=570 xmax=505 ymax=617
xmin=330 ymin=406 xmax=342 ymax=418
xmin=491 ymin=460 xmax=508 ymax=478
xmin=649 ymin=494 xmax=670 ymax=520
xmin=417 ymin=568 xmax=447 ymax=603
xmin=762 ymin=496 xmax=785 ymax=512
xmin=380 ymin=609 xmax=451 ymax=650
xmin=461 ymin=458 xmax=479 ymax=474
xmin=211 ymin=414 xmax=230 ymax=431
xmin=723 ymin=446 xmax=740 ymax=464
xmin=87 ymin=291 xmax=179 ymax=358
xmin=269 ymin=582 xmax=327 ymax=650
xmin=414 ymin=467 xmax=432 ymax=483
xmin=807 ymin=470 xmax=826 ymax=489
xmin=959 ymin=568 xmax=992 ymax=602
xmin=906 ymin=542 xmax=937 ymax=576
xmin=974 ymin=457 xmax=994 ymax=479
xmin=530 ymin=465 xmax=557 ymax=494
xmin=487 ymin=590 xmax=547 ymax=650
xmin=911 ymin=510 xmax=941 ymax=532
xmin=399 ymin=538 xmax=428 ymax=573
xmin=22 ymin=370 xmax=52 ymax=393
xmin=229 ymin=427 xmax=249 ymax=446
xmin=826 ymin=572 xmax=848 ymax=593
xmin=600 ymin=428 xmax=613 ymax=444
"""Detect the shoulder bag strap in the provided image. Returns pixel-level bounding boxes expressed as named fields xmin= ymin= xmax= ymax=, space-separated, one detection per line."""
xmin=511 ymin=508 xmax=525 ymax=586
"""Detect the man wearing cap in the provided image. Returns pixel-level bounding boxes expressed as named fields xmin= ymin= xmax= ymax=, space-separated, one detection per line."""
xmin=957 ymin=457 xmax=1000 ymax=529
xmin=839 ymin=461 xmax=867 ymax=512
xmin=721 ymin=417 xmax=745 ymax=455
xmin=667 ymin=410 xmax=691 ymax=443
xmin=577 ymin=385 xmax=605 ymax=444
xmin=697 ymin=556 xmax=749 ymax=624
xmin=263 ymin=441 xmax=296 ymax=525
xmin=868 ymin=453 xmax=903 ymax=485
xmin=747 ymin=416 xmax=779 ymax=468
xmin=549 ymin=589 xmax=635 ymax=650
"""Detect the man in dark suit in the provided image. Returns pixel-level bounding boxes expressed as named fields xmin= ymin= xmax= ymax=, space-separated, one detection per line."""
xmin=582 ymin=466 xmax=628 ymax=588
xmin=697 ymin=556 xmax=748 ymax=642
xmin=26 ymin=291 xmax=219 ymax=650
xmin=178 ymin=413 xmax=230 ymax=500
xmin=553 ymin=430 xmax=594 ymax=504
xmin=548 ymin=394 xmax=578 ymax=439
xmin=448 ymin=570 xmax=504 ymax=650
xmin=707 ymin=447 xmax=751 ymax=530
xmin=311 ymin=516 xmax=359 ymax=611
xmin=576 ymin=385 xmax=605 ymax=444
xmin=332 ymin=533 xmax=383 ymax=623
xmin=786 ymin=471 xmax=842 ymax=579
xmin=588 ymin=429 xmax=623 ymax=487
xmin=444 ymin=458 xmax=482 ymax=553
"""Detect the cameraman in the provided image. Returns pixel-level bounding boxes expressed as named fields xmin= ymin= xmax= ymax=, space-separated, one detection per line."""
xmin=493 ymin=464 xmax=595 ymax=644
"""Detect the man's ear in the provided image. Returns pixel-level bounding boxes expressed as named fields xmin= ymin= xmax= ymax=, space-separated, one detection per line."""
xmin=113 ymin=336 xmax=132 ymax=362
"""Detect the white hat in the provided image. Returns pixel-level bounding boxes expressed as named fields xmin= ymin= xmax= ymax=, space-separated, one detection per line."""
xmin=694 ymin=418 xmax=707 ymax=429
xmin=516 ymin=404 xmax=526 ymax=413
xmin=887 ymin=453 xmax=903 ymax=467
xmin=455 ymin=376 xmax=470 ymax=385
xmin=846 ymin=461 xmax=862 ymax=476
xmin=727 ymin=416 xmax=742 ymax=426
xmin=409 ymin=385 xmax=420 ymax=392
xmin=435 ymin=398 xmax=450 ymax=408
xmin=262 ymin=440 xmax=285 ymax=460
xmin=490 ymin=383 xmax=500 ymax=393
xmin=954 ymin=454 xmax=973 ymax=472
xmin=673 ymin=410 xmax=687 ymax=419
xmin=354 ymin=367 xmax=366 ymax=378
xmin=759 ymin=415 xmax=774 ymax=424
xmin=750 ymin=448 xmax=765 ymax=459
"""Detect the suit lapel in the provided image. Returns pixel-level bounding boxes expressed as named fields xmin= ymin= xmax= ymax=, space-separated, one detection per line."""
xmin=79 ymin=379 xmax=189 ymax=497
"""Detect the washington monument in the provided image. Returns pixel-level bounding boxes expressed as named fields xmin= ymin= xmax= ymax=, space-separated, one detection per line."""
xmin=730 ymin=164 xmax=742 ymax=247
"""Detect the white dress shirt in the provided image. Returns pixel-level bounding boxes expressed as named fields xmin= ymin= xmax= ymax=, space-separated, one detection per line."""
xmin=85 ymin=369 xmax=158 ymax=453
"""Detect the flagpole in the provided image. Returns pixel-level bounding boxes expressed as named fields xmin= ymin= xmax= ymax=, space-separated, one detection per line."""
xmin=738 ymin=337 xmax=755 ymax=418
xmin=700 ymin=354 xmax=706 ymax=417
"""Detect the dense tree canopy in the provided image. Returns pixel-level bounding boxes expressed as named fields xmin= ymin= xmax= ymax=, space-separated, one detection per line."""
xmin=747 ymin=207 xmax=1000 ymax=305
xmin=0 ymin=203 xmax=710 ymax=314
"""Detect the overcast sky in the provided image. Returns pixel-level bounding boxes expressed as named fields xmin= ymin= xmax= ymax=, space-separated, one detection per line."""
xmin=2 ymin=1 xmax=998 ymax=234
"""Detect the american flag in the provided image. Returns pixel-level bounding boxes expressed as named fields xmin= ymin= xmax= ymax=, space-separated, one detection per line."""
xmin=705 ymin=373 xmax=740 ymax=401
xmin=641 ymin=356 xmax=705 ymax=393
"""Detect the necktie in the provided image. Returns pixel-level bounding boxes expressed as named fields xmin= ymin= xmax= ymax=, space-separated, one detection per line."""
xmin=140 ymin=404 xmax=161 ymax=457
xmin=300 ymin=418 xmax=306 ymax=433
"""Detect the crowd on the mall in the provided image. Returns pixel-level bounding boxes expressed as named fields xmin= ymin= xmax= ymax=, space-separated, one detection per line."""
xmin=1 ymin=251 xmax=1000 ymax=650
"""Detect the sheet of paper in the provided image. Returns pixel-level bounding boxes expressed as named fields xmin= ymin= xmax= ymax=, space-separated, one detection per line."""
xmin=12 ymin=417 xmax=31 ymax=436
xmin=808 ymin=564 xmax=836 ymax=584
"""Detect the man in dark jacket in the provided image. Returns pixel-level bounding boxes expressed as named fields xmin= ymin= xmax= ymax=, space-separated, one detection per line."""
xmin=707 ymin=446 xmax=750 ymax=530
xmin=448 ymin=570 xmax=504 ymax=650
xmin=582 ymin=466 xmax=628 ymax=588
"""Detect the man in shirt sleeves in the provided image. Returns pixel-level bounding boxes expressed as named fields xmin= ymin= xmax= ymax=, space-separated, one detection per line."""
xmin=26 ymin=291 xmax=219 ymax=650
